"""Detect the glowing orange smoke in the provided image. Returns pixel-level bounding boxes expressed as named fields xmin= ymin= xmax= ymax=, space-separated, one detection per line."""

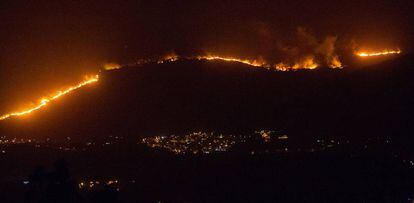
xmin=356 ymin=49 xmax=401 ymax=57
xmin=159 ymin=53 xmax=179 ymax=63
xmin=0 ymin=75 xmax=99 ymax=121
xmin=103 ymin=63 xmax=121 ymax=70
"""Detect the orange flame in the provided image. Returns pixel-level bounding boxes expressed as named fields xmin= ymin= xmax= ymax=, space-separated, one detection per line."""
xmin=0 ymin=75 xmax=99 ymax=121
xmin=329 ymin=56 xmax=343 ymax=69
xmin=196 ymin=55 xmax=267 ymax=67
xmin=155 ymin=53 xmax=180 ymax=64
xmin=160 ymin=53 xmax=179 ymax=63
xmin=196 ymin=55 xmax=322 ymax=71
xmin=274 ymin=56 xmax=319 ymax=71
xmin=356 ymin=49 xmax=401 ymax=57
xmin=139 ymin=53 xmax=338 ymax=71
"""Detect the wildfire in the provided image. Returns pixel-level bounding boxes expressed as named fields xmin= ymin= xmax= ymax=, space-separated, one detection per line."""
xmin=196 ymin=55 xmax=324 ymax=71
xmin=0 ymin=75 xmax=99 ymax=121
xmin=356 ymin=49 xmax=401 ymax=57
xmin=196 ymin=55 xmax=267 ymax=67
xmin=134 ymin=53 xmax=342 ymax=71
xmin=274 ymin=56 xmax=319 ymax=71
xmin=1 ymin=46 xmax=399 ymax=122
xmin=329 ymin=56 xmax=343 ymax=69
xmin=159 ymin=53 xmax=179 ymax=63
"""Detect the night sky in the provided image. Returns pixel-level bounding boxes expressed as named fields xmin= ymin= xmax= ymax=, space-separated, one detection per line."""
xmin=0 ymin=0 xmax=413 ymax=111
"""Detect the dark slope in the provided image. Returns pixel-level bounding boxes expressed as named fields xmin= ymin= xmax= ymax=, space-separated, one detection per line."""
xmin=0 ymin=56 xmax=413 ymax=141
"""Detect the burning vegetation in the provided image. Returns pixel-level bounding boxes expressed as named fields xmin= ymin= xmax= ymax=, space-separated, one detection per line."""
xmin=0 ymin=44 xmax=403 ymax=122
xmin=0 ymin=75 xmax=99 ymax=121
xmin=355 ymin=49 xmax=402 ymax=57
xmin=196 ymin=55 xmax=267 ymax=68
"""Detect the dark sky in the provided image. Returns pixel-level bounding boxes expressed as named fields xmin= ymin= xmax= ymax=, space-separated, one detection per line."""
xmin=1 ymin=0 xmax=413 ymax=111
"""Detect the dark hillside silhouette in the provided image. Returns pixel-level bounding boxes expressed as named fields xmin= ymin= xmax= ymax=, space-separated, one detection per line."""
xmin=0 ymin=56 xmax=412 ymax=144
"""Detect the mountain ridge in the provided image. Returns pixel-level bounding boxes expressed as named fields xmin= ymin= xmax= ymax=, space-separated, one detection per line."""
xmin=0 ymin=56 xmax=412 ymax=142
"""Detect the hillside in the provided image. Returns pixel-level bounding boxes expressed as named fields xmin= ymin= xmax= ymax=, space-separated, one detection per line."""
xmin=0 ymin=57 xmax=412 ymax=142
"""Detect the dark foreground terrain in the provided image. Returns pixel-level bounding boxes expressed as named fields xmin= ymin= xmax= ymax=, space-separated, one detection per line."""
xmin=1 ymin=142 xmax=414 ymax=202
